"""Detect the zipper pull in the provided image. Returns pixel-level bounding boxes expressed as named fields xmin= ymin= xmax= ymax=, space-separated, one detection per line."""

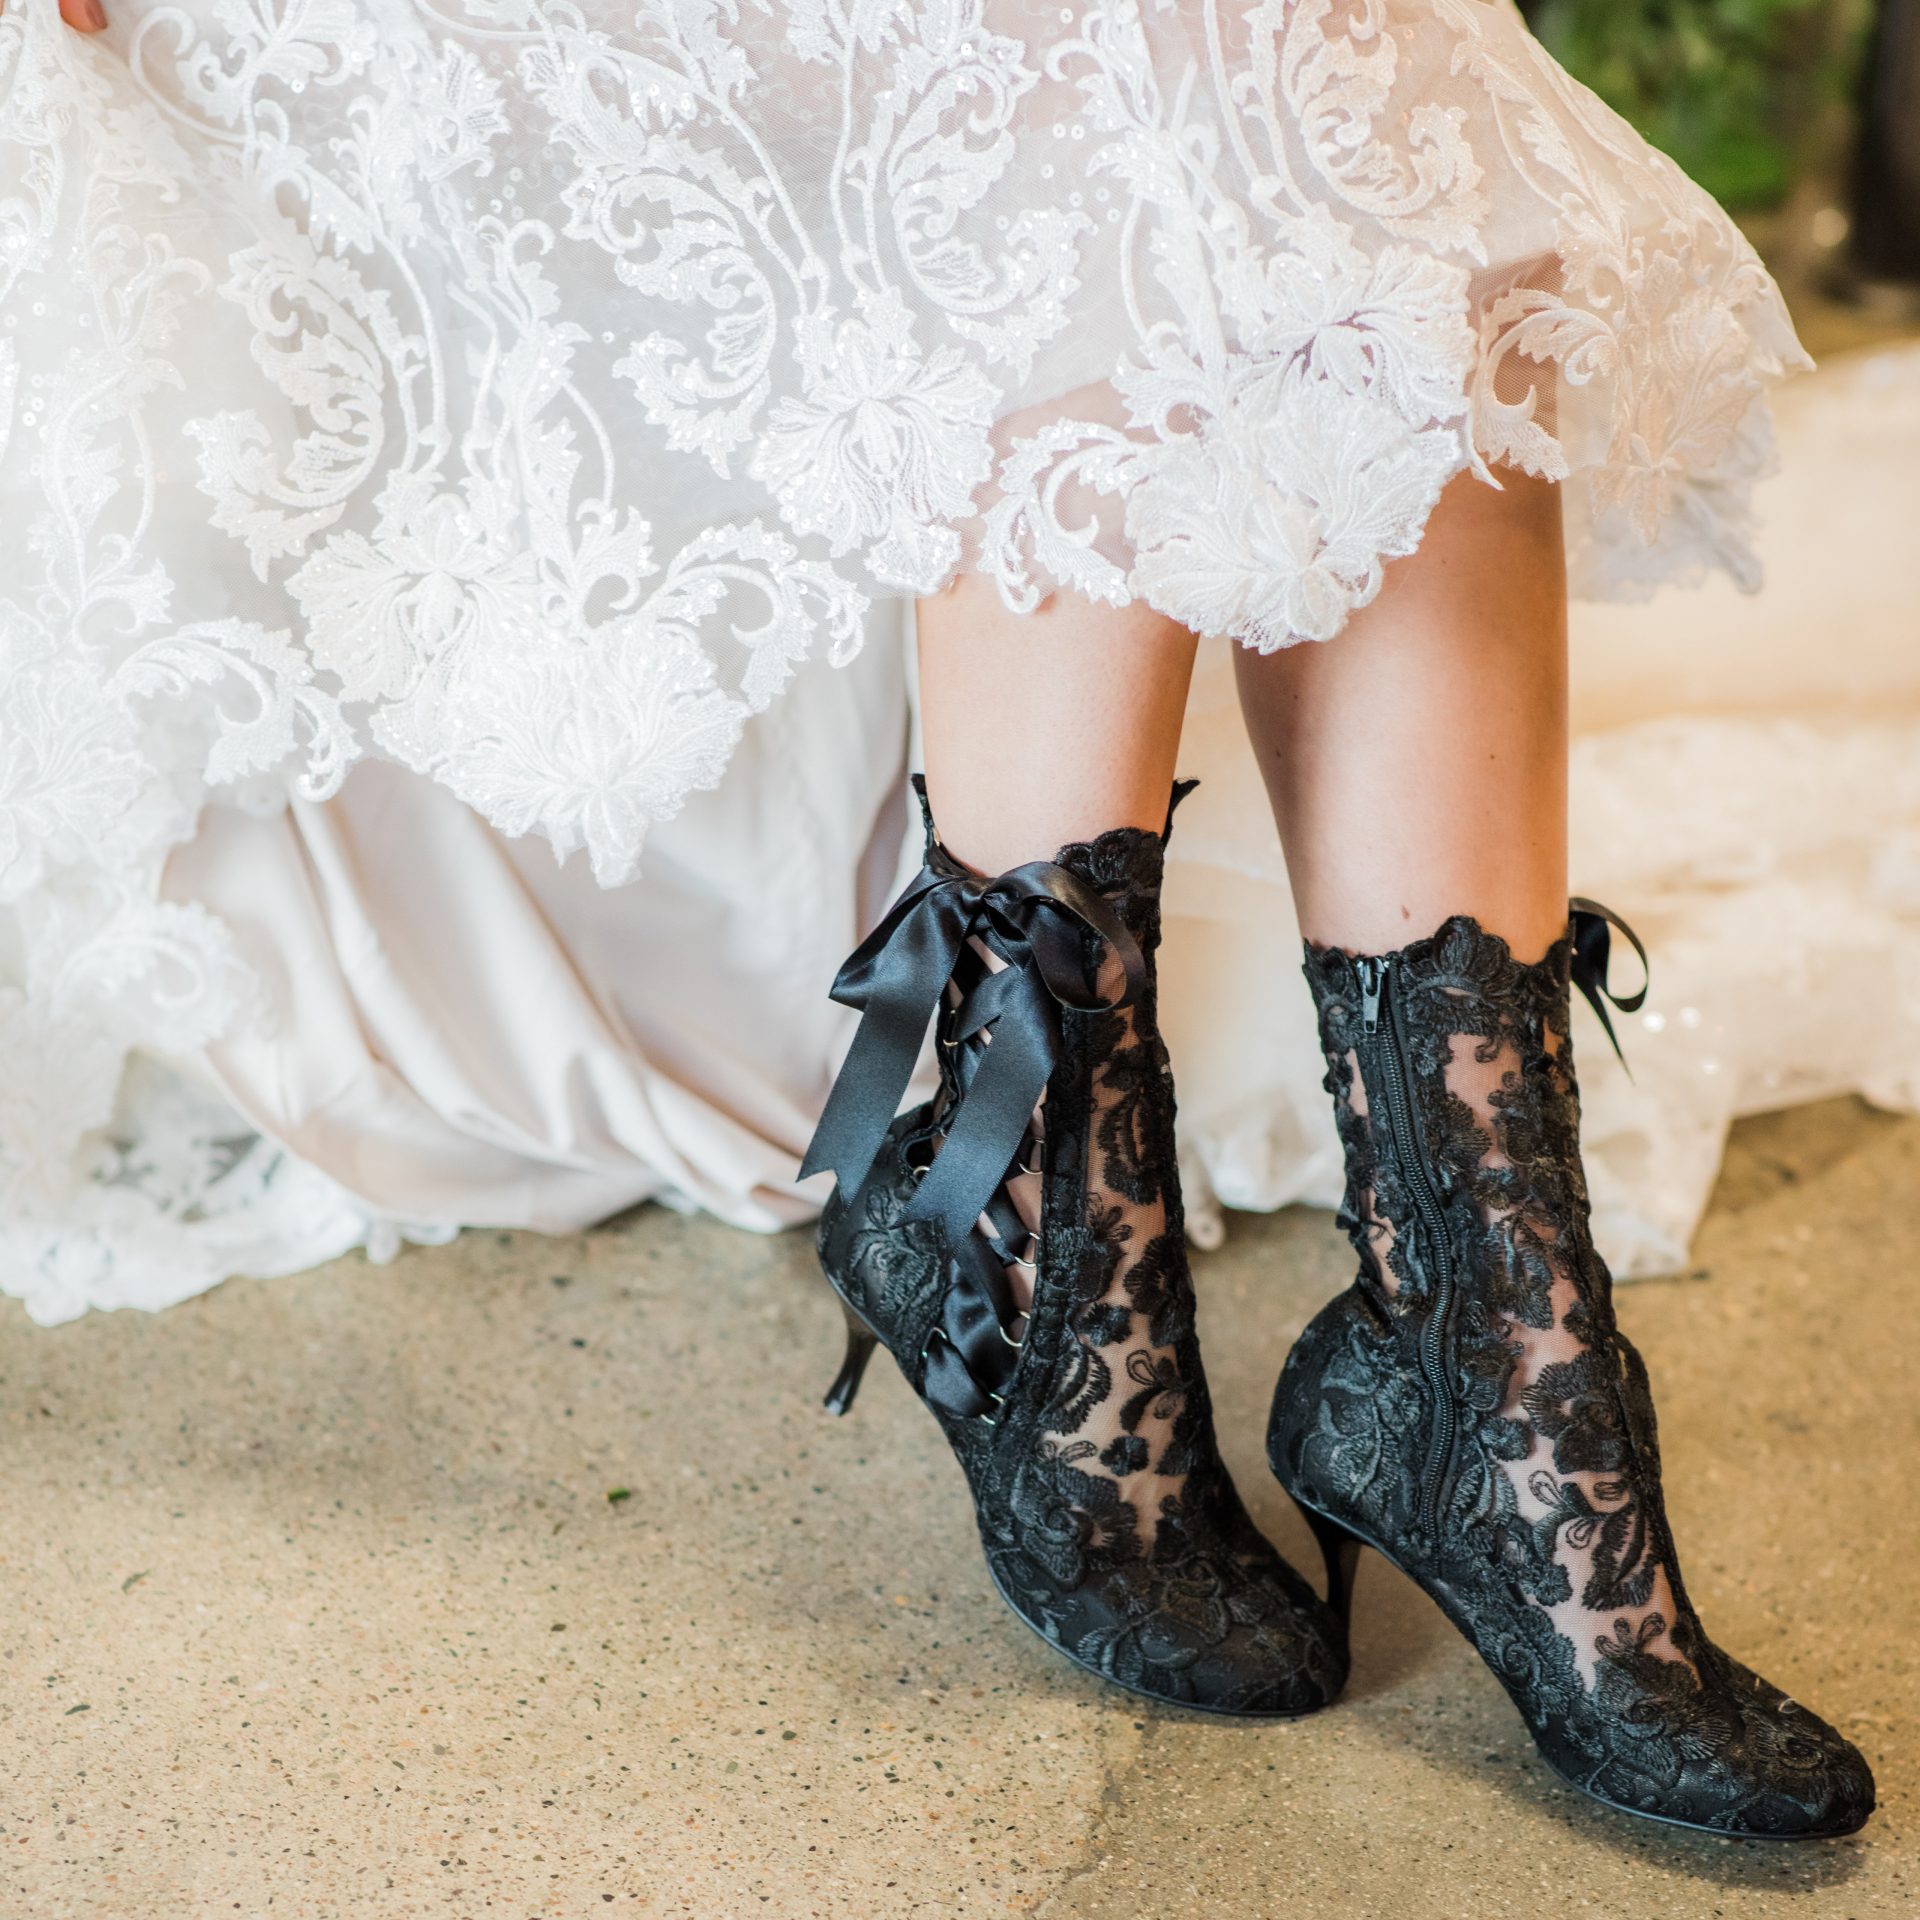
xmin=1357 ymin=955 xmax=1386 ymax=1036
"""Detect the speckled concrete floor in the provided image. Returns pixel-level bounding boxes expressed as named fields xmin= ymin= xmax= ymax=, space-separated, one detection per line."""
xmin=2 ymin=1098 xmax=1912 ymax=1918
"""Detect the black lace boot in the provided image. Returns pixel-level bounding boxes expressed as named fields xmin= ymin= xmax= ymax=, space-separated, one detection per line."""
xmin=1269 ymin=908 xmax=1875 ymax=1835
xmin=804 ymin=778 xmax=1346 ymax=1716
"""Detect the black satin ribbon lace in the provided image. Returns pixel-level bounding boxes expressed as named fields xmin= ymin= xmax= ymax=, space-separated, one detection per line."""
xmin=1568 ymin=896 xmax=1650 ymax=1069
xmin=802 ymin=795 xmax=1146 ymax=1260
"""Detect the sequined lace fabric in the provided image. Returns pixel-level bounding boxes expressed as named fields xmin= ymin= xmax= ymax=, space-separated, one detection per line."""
xmin=1 ymin=2 xmax=1809 ymax=1306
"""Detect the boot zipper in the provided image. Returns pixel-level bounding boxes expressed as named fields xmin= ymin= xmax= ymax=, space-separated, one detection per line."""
xmin=1356 ymin=955 xmax=1458 ymax=1542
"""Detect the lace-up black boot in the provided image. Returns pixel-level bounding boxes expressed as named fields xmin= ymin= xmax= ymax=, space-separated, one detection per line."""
xmin=1269 ymin=907 xmax=1875 ymax=1834
xmin=804 ymin=778 xmax=1346 ymax=1716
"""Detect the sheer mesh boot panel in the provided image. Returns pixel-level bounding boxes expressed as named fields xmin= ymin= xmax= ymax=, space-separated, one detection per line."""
xmin=1440 ymin=1014 xmax=1689 ymax=1681
xmin=924 ymin=936 xmax=1197 ymax=1550
xmin=1333 ymin=1005 xmax=1689 ymax=1683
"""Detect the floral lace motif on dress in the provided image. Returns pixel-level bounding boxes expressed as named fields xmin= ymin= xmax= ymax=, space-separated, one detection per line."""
xmin=1 ymin=2 xmax=1804 ymax=1307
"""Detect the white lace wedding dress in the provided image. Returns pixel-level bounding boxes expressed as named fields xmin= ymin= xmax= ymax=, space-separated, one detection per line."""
xmin=4 ymin=1 xmax=1913 ymax=1326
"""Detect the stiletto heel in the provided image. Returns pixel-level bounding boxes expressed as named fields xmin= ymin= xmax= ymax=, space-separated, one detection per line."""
xmin=822 ymin=1305 xmax=878 ymax=1416
xmin=1298 ymin=1503 xmax=1363 ymax=1628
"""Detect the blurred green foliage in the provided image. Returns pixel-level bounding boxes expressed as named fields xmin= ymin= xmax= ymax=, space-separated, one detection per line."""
xmin=1522 ymin=0 xmax=1870 ymax=209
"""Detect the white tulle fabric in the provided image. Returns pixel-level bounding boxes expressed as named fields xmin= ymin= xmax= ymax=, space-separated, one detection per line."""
xmin=0 ymin=0 xmax=1870 ymax=1323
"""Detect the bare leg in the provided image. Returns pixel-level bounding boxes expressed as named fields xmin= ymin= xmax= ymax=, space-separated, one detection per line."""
xmin=915 ymin=569 xmax=1197 ymax=1307
xmin=917 ymin=572 xmax=1198 ymax=875
xmin=1233 ymin=468 xmax=1568 ymax=964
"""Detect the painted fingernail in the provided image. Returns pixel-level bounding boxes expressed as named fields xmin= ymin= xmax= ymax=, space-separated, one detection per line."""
xmin=74 ymin=0 xmax=110 ymax=30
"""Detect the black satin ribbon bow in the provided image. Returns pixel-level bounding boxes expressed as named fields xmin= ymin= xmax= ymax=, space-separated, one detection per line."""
xmin=801 ymin=843 xmax=1147 ymax=1252
xmin=1569 ymin=897 xmax=1650 ymax=1071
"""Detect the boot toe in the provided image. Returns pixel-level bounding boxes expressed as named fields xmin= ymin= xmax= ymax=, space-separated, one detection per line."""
xmin=1205 ymin=1575 xmax=1351 ymax=1716
xmin=988 ymin=1539 xmax=1349 ymax=1718
xmin=1102 ymin=1585 xmax=1349 ymax=1718
xmin=1604 ymin=1660 xmax=1881 ymax=1838
xmin=1716 ymin=1665 xmax=1877 ymax=1838
xmin=1776 ymin=1740 xmax=1878 ymax=1839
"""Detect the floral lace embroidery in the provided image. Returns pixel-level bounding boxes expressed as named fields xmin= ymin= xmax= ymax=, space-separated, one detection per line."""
xmin=1273 ymin=918 xmax=1873 ymax=1834
xmin=819 ymin=816 xmax=1344 ymax=1711
xmin=1 ymin=3 xmax=1804 ymax=1306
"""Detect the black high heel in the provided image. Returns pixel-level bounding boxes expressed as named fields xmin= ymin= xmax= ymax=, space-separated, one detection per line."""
xmin=822 ymin=1301 xmax=879 ymax=1417
xmin=802 ymin=777 xmax=1347 ymax=1717
xmin=1269 ymin=907 xmax=1875 ymax=1838
xmin=1297 ymin=1502 xmax=1365 ymax=1629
